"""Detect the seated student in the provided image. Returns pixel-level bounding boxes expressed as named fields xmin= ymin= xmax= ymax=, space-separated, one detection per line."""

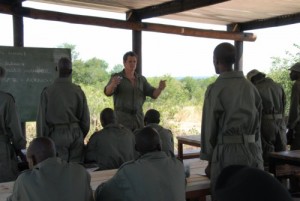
xmin=134 ymin=109 xmax=174 ymax=156
xmin=7 ymin=137 xmax=93 ymax=201
xmin=94 ymin=126 xmax=186 ymax=201
xmin=85 ymin=108 xmax=135 ymax=170
xmin=215 ymin=165 xmax=292 ymax=201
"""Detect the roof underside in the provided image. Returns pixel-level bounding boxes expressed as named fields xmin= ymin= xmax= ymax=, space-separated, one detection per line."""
xmin=27 ymin=0 xmax=300 ymax=30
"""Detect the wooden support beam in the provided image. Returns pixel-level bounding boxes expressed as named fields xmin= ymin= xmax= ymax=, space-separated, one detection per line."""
xmin=232 ymin=12 xmax=300 ymax=31
xmin=227 ymin=24 xmax=243 ymax=71
xmin=0 ymin=4 xmax=256 ymax=41
xmin=132 ymin=30 xmax=142 ymax=74
xmin=126 ymin=0 xmax=229 ymax=21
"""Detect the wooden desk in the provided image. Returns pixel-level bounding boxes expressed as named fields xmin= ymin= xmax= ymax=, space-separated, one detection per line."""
xmin=269 ymin=150 xmax=300 ymax=178
xmin=0 ymin=160 xmax=210 ymax=201
xmin=177 ymin=135 xmax=200 ymax=161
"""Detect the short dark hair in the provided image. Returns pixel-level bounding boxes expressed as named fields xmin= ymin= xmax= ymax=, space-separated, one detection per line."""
xmin=58 ymin=57 xmax=72 ymax=76
xmin=100 ymin=108 xmax=116 ymax=127
xmin=213 ymin=42 xmax=236 ymax=66
xmin=123 ymin=51 xmax=137 ymax=63
xmin=144 ymin=109 xmax=160 ymax=124
xmin=27 ymin=137 xmax=56 ymax=164
xmin=135 ymin=126 xmax=161 ymax=154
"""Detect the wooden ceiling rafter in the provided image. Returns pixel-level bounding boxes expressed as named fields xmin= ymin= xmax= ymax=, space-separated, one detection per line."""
xmin=126 ymin=0 xmax=229 ymax=21
xmin=233 ymin=12 xmax=300 ymax=31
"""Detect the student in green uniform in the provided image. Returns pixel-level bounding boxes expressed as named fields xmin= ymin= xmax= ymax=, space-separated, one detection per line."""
xmin=94 ymin=126 xmax=186 ymax=201
xmin=85 ymin=108 xmax=135 ymax=170
xmin=0 ymin=66 xmax=26 ymax=182
xmin=134 ymin=108 xmax=174 ymax=156
xmin=287 ymin=62 xmax=300 ymax=150
xmin=104 ymin=51 xmax=166 ymax=131
xmin=36 ymin=57 xmax=90 ymax=162
xmin=247 ymin=69 xmax=287 ymax=166
xmin=7 ymin=137 xmax=93 ymax=201
xmin=200 ymin=42 xmax=264 ymax=197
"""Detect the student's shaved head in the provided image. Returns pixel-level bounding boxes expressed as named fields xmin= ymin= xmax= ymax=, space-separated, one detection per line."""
xmin=213 ymin=43 xmax=235 ymax=65
xmin=26 ymin=137 xmax=56 ymax=168
xmin=100 ymin=108 xmax=116 ymax=127
xmin=57 ymin=57 xmax=72 ymax=77
xmin=135 ymin=126 xmax=161 ymax=154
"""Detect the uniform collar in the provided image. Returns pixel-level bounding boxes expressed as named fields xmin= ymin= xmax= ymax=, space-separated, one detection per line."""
xmin=139 ymin=151 xmax=167 ymax=159
xmin=218 ymin=71 xmax=245 ymax=79
xmin=55 ymin=77 xmax=72 ymax=83
xmin=120 ymin=70 xmax=140 ymax=79
xmin=34 ymin=157 xmax=62 ymax=169
xmin=104 ymin=123 xmax=125 ymax=129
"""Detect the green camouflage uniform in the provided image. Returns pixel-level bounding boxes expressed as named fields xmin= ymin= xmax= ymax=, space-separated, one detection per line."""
xmin=7 ymin=157 xmax=93 ymax=201
xmin=0 ymin=91 xmax=26 ymax=182
xmin=288 ymin=80 xmax=300 ymax=150
xmin=104 ymin=70 xmax=155 ymax=131
xmin=36 ymin=78 xmax=90 ymax=162
xmin=85 ymin=123 xmax=135 ymax=170
xmin=95 ymin=151 xmax=186 ymax=201
xmin=253 ymin=77 xmax=286 ymax=164
xmin=200 ymin=71 xmax=264 ymax=194
xmin=134 ymin=123 xmax=174 ymax=156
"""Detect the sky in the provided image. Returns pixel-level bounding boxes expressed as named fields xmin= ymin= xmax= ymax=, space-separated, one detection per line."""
xmin=0 ymin=1 xmax=300 ymax=77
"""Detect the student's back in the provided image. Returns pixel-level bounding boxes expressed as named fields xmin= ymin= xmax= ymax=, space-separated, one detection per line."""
xmin=8 ymin=137 xmax=93 ymax=201
xmin=85 ymin=123 xmax=135 ymax=170
xmin=95 ymin=126 xmax=186 ymax=201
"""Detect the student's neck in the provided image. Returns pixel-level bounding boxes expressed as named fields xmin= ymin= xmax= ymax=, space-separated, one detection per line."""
xmin=220 ymin=68 xmax=233 ymax=74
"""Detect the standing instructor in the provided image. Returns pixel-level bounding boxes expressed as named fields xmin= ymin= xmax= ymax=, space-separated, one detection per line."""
xmin=104 ymin=51 xmax=166 ymax=131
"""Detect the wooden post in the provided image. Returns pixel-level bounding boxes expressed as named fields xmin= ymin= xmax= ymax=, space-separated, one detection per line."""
xmin=132 ymin=30 xmax=142 ymax=74
xmin=234 ymin=41 xmax=243 ymax=71
xmin=227 ymin=24 xmax=243 ymax=71
xmin=12 ymin=0 xmax=26 ymax=140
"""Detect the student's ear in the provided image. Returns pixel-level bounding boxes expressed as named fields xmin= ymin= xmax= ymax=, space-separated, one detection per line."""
xmin=27 ymin=155 xmax=37 ymax=169
xmin=31 ymin=155 xmax=37 ymax=167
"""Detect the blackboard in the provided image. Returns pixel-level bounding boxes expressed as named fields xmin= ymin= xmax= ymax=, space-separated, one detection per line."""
xmin=0 ymin=46 xmax=71 ymax=122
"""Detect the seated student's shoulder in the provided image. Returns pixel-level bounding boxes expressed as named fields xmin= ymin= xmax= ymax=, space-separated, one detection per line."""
xmin=15 ymin=169 xmax=34 ymax=182
xmin=117 ymin=159 xmax=136 ymax=171
xmin=118 ymin=124 xmax=134 ymax=135
xmin=68 ymin=161 xmax=87 ymax=171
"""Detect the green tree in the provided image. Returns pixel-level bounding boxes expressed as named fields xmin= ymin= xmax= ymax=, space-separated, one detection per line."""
xmin=268 ymin=43 xmax=300 ymax=115
xmin=180 ymin=76 xmax=217 ymax=105
xmin=57 ymin=43 xmax=79 ymax=61
xmin=73 ymin=57 xmax=110 ymax=85
xmin=110 ymin=64 xmax=123 ymax=74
